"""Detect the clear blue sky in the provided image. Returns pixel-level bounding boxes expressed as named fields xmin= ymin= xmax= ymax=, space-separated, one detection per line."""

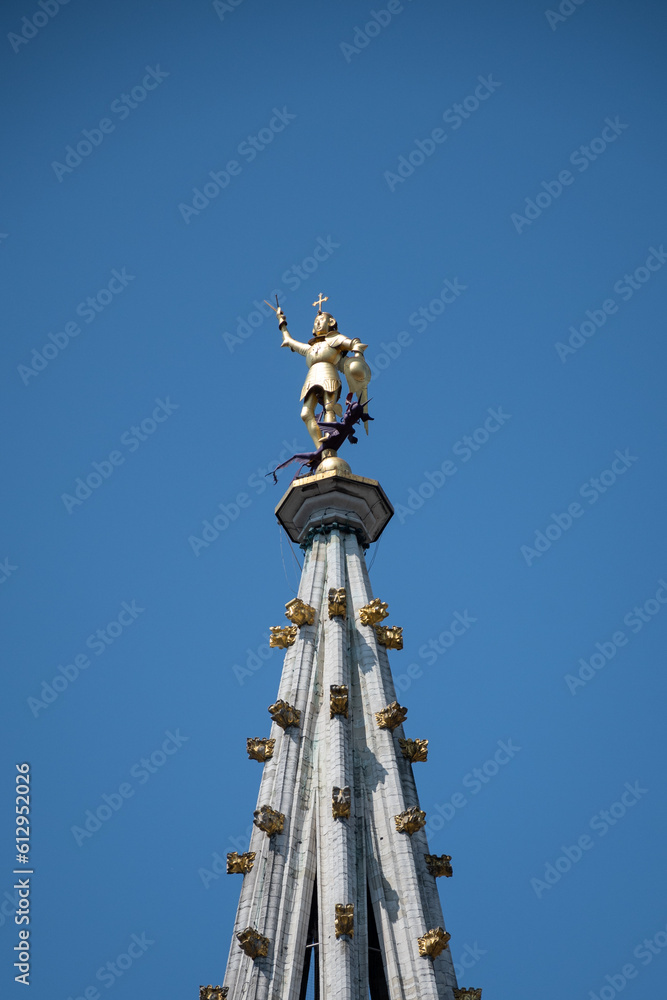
xmin=2 ymin=1 xmax=666 ymax=997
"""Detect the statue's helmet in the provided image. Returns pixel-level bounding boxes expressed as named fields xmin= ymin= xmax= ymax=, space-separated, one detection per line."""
xmin=312 ymin=311 xmax=337 ymax=337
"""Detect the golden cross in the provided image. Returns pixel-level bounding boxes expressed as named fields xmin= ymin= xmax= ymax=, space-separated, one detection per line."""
xmin=312 ymin=292 xmax=328 ymax=312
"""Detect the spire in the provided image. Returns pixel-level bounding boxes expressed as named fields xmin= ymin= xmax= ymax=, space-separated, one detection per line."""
xmin=201 ymin=302 xmax=482 ymax=1000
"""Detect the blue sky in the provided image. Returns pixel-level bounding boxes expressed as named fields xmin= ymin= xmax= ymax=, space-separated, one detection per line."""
xmin=2 ymin=0 xmax=666 ymax=997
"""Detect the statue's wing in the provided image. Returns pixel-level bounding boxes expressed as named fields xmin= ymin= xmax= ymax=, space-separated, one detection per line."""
xmin=342 ymin=354 xmax=372 ymax=433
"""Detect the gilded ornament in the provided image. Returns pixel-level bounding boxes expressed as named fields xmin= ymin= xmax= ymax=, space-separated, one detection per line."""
xmin=375 ymin=701 xmax=408 ymax=731
xmin=226 ymin=851 xmax=256 ymax=875
xmin=328 ymin=587 xmax=347 ymax=618
xmin=284 ymin=598 xmax=316 ymax=627
xmin=425 ymin=853 xmax=453 ymax=878
xmin=395 ymin=806 xmax=426 ymax=836
xmin=269 ymin=625 xmax=298 ymax=648
xmin=330 ymin=684 xmax=349 ymax=718
xmin=268 ymin=700 xmax=301 ymax=730
xmin=253 ymin=805 xmax=285 ymax=838
xmin=247 ymin=737 xmax=275 ymax=762
xmin=236 ymin=926 xmax=269 ymax=960
xmin=332 ymin=786 xmax=351 ymax=819
xmin=274 ymin=302 xmax=371 ymax=449
xmin=359 ymin=598 xmax=389 ymax=625
xmin=375 ymin=625 xmax=403 ymax=649
xmin=418 ymin=927 xmax=451 ymax=960
xmin=335 ymin=903 xmax=354 ymax=938
xmin=200 ymin=987 xmax=228 ymax=1000
xmin=398 ymin=738 xmax=428 ymax=762
xmin=453 ymin=990 xmax=482 ymax=1000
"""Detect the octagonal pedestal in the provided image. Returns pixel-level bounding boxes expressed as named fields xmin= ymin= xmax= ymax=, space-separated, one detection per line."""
xmin=275 ymin=469 xmax=393 ymax=546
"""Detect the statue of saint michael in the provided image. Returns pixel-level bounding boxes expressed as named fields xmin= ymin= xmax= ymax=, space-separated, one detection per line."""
xmin=276 ymin=296 xmax=372 ymax=448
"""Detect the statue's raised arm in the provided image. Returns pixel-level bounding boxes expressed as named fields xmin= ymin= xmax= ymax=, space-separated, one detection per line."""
xmin=276 ymin=308 xmax=309 ymax=357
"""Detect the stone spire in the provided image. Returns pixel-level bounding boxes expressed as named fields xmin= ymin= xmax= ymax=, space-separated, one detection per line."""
xmin=207 ymin=466 xmax=479 ymax=1000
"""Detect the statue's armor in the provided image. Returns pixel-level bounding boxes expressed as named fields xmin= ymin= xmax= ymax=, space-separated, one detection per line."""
xmin=278 ymin=311 xmax=371 ymax=449
xmin=298 ymin=334 xmax=349 ymax=401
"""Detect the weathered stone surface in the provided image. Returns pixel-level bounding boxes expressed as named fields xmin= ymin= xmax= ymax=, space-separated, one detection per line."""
xmin=222 ymin=512 xmax=459 ymax=1000
xmin=275 ymin=472 xmax=394 ymax=545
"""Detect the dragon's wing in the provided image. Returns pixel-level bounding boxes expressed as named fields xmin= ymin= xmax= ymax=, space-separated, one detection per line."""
xmin=342 ymin=354 xmax=372 ymax=433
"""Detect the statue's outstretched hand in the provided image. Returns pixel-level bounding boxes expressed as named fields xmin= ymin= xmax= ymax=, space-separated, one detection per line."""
xmin=276 ymin=308 xmax=290 ymax=346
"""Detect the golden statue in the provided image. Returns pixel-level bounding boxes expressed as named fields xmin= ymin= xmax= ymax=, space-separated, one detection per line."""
xmin=274 ymin=294 xmax=371 ymax=448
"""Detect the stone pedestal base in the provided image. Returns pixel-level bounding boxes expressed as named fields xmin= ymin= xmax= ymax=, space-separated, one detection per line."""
xmin=275 ymin=469 xmax=393 ymax=546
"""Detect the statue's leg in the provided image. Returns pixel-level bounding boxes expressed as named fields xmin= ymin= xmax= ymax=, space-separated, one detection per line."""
xmin=322 ymin=390 xmax=340 ymax=424
xmin=301 ymin=394 xmax=321 ymax=449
